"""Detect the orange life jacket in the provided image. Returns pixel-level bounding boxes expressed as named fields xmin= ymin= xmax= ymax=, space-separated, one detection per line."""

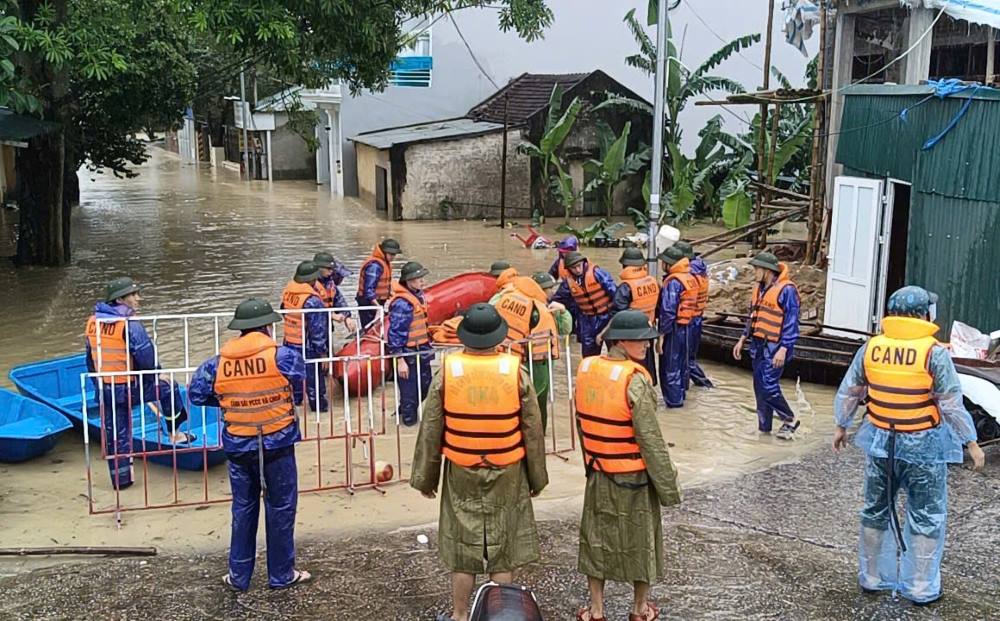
xmin=442 ymin=352 xmax=525 ymax=468
xmin=750 ymin=263 xmax=797 ymax=342
xmin=86 ymin=315 xmax=132 ymax=385
xmin=495 ymin=277 xmax=560 ymax=362
xmin=575 ymin=355 xmax=650 ymax=474
xmin=664 ymin=258 xmax=699 ymax=325
xmin=556 ymin=256 xmax=570 ymax=281
xmin=357 ymin=245 xmax=393 ymax=303
xmin=313 ymin=279 xmax=336 ymax=308
xmin=694 ymin=273 xmax=710 ymax=317
xmin=214 ymin=331 xmax=295 ymax=437
xmin=431 ymin=316 xmax=464 ymax=345
xmin=495 ymin=267 xmax=519 ymax=294
xmin=388 ymin=283 xmax=430 ymax=348
xmin=568 ymin=264 xmax=612 ymax=316
xmin=619 ymin=266 xmax=660 ymax=321
xmin=281 ymin=280 xmax=318 ymax=346
xmin=862 ymin=316 xmax=942 ymax=433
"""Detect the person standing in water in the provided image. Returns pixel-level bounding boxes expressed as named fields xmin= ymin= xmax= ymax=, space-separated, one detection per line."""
xmin=387 ymin=261 xmax=433 ymax=426
xmin=356 ymin=238 xmax=400 ymax=329
xmin=673 ymin=241 xmax=713 ymax=388
xmin=611 ymin=247 xmax=660 ymax=381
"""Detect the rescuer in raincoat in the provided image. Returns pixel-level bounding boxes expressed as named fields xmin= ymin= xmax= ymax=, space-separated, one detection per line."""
xmin=356 ymin=238 xmax=400 ymax=329
xmin=280 ymin=261 xmax=329 ymax=412
xmin=312 ymin=251 xmax=357 ymax=333
xmin=673 ymin=241 xmax=713 ymax=388
xmin=493 ymin=275 xmax=560 ymax=430
xmin=611 ymin=247 xmax=660 ymax=381
xmin=576 ymin=310 xmax=682 ymax=621
xmin=84 ymin=277 xmax=193 ymax=490
xmin=553 ymin=251 xmax=617 ymax=358
xmin=656 ymin=246 xmax=698 ymax=408
xmin=388 ymin=261 xmax=433 ymax=426
xmin=188 ymin=298 xmax=311 ymax=591
xmin=832 ymin=286 xmax=984 ymax=605
xmin=549 ymin=235 xmax=578 ymax=281
xmin=411 ymin=303 xmax=548 ymax=621
xmin=732 ymin=252 xmax=800 ymax=438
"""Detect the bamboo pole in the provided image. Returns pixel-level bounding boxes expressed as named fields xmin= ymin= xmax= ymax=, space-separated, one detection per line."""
xmin=0 ymin=546 xmax=158 ymax=557
xmin=753 ymin=0 xmax=777 ymax=250
xmin=806 ymin=1 xmax=829 ymax=265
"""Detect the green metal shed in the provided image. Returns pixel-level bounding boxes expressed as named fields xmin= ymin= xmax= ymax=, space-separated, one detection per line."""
xmin=834 ymin=84 xmax=1000 ymax=337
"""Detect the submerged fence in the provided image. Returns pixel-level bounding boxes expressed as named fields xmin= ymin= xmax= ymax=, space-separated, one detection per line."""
xmin=82 ymin=307 xmax=581 ymax=522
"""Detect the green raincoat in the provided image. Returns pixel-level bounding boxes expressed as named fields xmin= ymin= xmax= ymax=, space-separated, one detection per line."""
xmin=577 ymin=347 xmax=682 ymax=583
xmin=411 ymin=361 xmax=548 ymax=574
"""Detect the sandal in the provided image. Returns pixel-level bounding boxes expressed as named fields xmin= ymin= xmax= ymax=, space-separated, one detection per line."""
xmin=272 ymin=569 xmax=312 ymax=589
xmin=628 ymin=601 xmax=660 ymax=621
xmin=222 ymin=574 xmax=242 ymax=592
xmin=577 ymin=607 xmax=606 ymax=621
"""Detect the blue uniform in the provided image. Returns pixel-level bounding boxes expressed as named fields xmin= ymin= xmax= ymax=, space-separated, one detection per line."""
xmin=835 ymin=344 xmax=976 ymax=603
xmin=687 ymin=257 xmax=713 ymax=388
xmin=743 ymin=284 xmax=800 ymax=432
xmin=188 ymin=336 xmax=305 ymax=591
xmin=553 ymin=264 xmax=617 ymax=357
xmin=317 ymin=273 xmax=348 ymax=309
xmin=388 ymin=290 xmax=432 ymax=426
xmin=284 ymin=293 xmax=329 ymax=412
xmin=657 ymin=277 xmax=690 ymax=408
xmin=85 ymin=302 xmax=188 ymax=489
xmin=356 ymin=261 xmax=386 ymax=329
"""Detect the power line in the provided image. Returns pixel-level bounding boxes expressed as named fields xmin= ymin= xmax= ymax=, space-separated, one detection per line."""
xmin=447 ymin=11 xmax=500 ymax=90
xmin=681 ymin=0 xmax=765 ymax=72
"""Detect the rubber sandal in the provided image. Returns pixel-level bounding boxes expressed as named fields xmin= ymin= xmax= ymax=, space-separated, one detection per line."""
xmin=577 ymin=607 xmax=606 ymax=621
xmin=271 ymin=569 xmax=312 ymax=589
xmin=222 ymin=574 xmax=241 ymax=592
xmin=628 ymin=601 xmax=660 ymax=621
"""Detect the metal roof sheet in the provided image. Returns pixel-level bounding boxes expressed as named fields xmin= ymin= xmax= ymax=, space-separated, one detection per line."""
xmin=351 ymin=118 xmax=505 ymax=149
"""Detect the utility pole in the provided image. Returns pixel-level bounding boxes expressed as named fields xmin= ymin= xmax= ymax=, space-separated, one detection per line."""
xmin=753 ymin=0 xmax=777 ymax=248
xmin=239 ymin=68 xmax=251 ymax=182
xmin=500 ymin=93 xmax=509 ymax=228
xmin=647 ymin=0 xmax=670 ymax=278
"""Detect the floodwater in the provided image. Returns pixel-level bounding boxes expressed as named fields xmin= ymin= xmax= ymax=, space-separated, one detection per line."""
xmin=0 ymin=147 xmax=836 ymax=576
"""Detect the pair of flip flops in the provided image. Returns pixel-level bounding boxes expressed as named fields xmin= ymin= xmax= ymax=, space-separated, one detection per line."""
xmin=577 ymin=601 xmax=659 ymax=621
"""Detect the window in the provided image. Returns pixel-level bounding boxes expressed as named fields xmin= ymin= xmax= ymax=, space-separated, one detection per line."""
xmin=391 ymin=30 xmax=433 ymax=87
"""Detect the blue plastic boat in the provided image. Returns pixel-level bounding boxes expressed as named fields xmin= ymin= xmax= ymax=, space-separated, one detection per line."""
xmin=9 ymin=354 xmax=226 ymax=470
xmin=0 ymin=388 xmax=73 ymax=462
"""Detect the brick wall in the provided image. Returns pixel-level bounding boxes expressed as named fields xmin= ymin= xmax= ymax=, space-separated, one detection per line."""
xmin=398 ymin=129 xmax=531 ymax=220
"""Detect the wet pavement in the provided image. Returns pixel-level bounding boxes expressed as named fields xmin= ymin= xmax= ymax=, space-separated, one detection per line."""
xmin=2 ymin=446 xmax=997 ymax=620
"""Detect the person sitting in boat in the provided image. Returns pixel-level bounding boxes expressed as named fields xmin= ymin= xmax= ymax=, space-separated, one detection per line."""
xmin=732 ymin=252 xmax=800 ymax=439
xmin=610 ymin=247 xmax=660 ymax=381
xmin=489 ymin=265 xmax=519 ymax=304
xmin=548 ymin=235 xmax=578 ymax=281
xmin=832 ymin=286 xmax=984 ymax=605
xmin=312 ymin=251 xmax=357 ymax=333
xmin=388 ymin=261 xmax=433 ymax=427
xmin=656 ymin=246 xmax=698 ymax=408
xmin=552 ymin=251 xmax=617 ymax=358
xmin=280 ymin=261 xmax=329 ymax=413
xmin=356 ymin=238 xmax=400 ymax=329
xmin=188 ymin=298 xmax=311 ymax=592
xmin=673 ymin=241 xmax=713 ymax=389
xmin=85 ymin=277 xmax=193 ymax=490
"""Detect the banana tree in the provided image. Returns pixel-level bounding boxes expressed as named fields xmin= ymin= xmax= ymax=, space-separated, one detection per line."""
xmin=516 ymin=85 xmax=583 ymax=218
xmin=584 ymin=121 xmax=651 ymax=218
xmin=548 ymin=156 xmax=582 ymax=221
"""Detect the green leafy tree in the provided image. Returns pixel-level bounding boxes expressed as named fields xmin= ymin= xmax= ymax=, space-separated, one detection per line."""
xmin=516 ymin=85 xmax=582 ymax=221
xmin=584 ymin=121 xmax=650 ymax=218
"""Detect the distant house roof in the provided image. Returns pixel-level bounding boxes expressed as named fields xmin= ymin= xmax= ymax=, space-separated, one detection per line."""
xmin=466 ymin=72 xmax=590 ymax=125
xmin=352 ymin=117 xmax=505 ymax=150
xmin=0 ymin=108 xmax=59 ymax=146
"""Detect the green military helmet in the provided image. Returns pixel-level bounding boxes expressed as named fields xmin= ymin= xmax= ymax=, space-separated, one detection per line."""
xmin=604 ymin=310 xmax=659 ymax=341
xmin=673 ymin=240 xmax=695 ymax=259
xmin=105 ymin=277 xmax=141 ymax=302
xmin=489 ymin=260 xmax=512 ymax=277
xmin=293 ymin=260 xmax=320 ymax=283
xmin=457 ymin=303 xmax=509 ymax=349
xmin=619 ymin=247 xmax=646 ymax=267
xmin=749 ymin=251 xmax=780 ymax=273
xmin=312 ymin=252 xmax=337 ymax=268
xmin=657 ymin=245 xmax=685 ymax=266
xmin=399 ymin=261 xmax=429 ymax=283
xmin=531 ymin=271 xmax=557 ymax=290
xmin=228 ymin=298 xmax=282 ymax=331
xmin=380 ymin=238 xmax=402 ymax=255
xmin=563 ymin=251 xmax=587 ymax=268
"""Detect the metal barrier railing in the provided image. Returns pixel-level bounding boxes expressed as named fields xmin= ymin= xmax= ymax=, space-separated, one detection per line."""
xmin=83 ymin=308 xmax=583 ymax=523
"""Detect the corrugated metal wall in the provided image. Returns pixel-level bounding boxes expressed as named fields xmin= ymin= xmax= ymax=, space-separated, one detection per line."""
xmin=837 ymin=89 xmax=1000 ymax=335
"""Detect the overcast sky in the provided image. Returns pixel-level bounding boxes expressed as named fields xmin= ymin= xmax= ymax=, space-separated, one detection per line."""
xmin=447 ymin=0 xmax=816 ymax=145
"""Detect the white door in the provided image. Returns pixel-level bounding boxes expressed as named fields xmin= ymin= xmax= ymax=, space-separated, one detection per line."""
xmin=823 ymin=176 xmax=884 ymax=337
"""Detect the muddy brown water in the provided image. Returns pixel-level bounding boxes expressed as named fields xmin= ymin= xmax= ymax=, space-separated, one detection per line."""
xmin=0 ymin=147 xmax=836 ymax=576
